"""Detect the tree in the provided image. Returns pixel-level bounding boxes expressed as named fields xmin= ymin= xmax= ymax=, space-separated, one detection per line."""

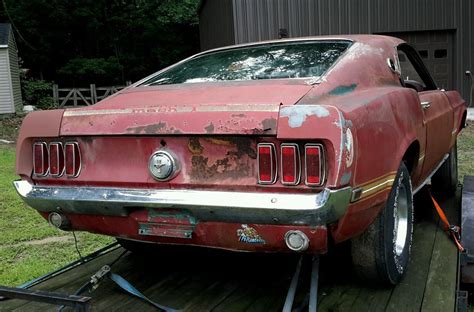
xmin=0 ymin=0 xmax=200 ymax=86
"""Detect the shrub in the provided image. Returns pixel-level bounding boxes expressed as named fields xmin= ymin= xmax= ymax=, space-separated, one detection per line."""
xmin=21 ymin=74 xmax=56 ymax=110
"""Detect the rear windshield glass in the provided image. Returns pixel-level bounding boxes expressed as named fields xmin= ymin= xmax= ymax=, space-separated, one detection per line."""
xmin=141 ymin=40 xmax=351 ymax=86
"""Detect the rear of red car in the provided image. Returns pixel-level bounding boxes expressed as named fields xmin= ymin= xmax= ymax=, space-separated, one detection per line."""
xmin=14 ymin=40 xmax=355 ymax=254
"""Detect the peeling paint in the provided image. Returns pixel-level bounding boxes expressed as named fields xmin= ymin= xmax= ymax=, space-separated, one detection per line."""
xmin=345 ymin=42 xmax=384 ymax=61
xmin=126 ymin=122 xmax=167 ymax=134
xmin=205 ymin=122 xmax=215 ymax=133
xmin=329 ymin=84 xmax=357 ymax=96
xmin=341 ymin=171 xmax=352 ymax=185
xmin=188 ymin=138 xmax=204 ymax=155
xmin=261 ymin=118 xmax=277 ymax=130
xmin=345 ymin=128 xmax=354 ymax=167
xmin=280 ymin=106 xmax=330 ymax=128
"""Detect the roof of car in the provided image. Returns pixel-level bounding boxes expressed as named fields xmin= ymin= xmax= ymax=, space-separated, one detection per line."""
xmin=201 ymin=34 xmax=405 ymax=55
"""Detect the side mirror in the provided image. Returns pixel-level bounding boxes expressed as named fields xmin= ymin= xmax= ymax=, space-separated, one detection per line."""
xmin=466 ymin=70 xmax=473 ymax=108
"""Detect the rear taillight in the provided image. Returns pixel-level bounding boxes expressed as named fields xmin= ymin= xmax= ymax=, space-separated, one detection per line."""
xmin=65 ymin=142 xmax=81 ymax=177
xmin=305 ymin=144 xmax=324 ymax=186
xmin=49 ymin=143 xmax=65 ymax=177
xmin=257 ymin=143 xmax=277 ymax=184
xmin=257 ymin=142 xmax=325 ymax=187
xmin=33 ymin=142 xmax=49 ymax=176
xmin=33 ymin=141 xmax=81 ymax=178
xmin=281 ymin=144 xmax=300 ymax=185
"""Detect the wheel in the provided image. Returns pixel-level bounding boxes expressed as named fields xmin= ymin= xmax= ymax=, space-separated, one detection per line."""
xmin=431 ymin=142 xmax=458 ymax=195
xmin=351 ymin=163 xmax=414 ymax=285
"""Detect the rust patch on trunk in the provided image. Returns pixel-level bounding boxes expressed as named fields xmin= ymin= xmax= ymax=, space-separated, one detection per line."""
xmin=205 ymin=122 xmax=215 ymax=133
xmin=261 ymin=118 xmax=277 ymax=130
xmin=189 ymin=137 xmax=256 ymax=181
xmin=188 ymin=138 xmax=204 ymax=154
xmin=127 ymin=122 xmax=167 ymax=134
xmin=190 ymin=155 xmax=251 ymax=180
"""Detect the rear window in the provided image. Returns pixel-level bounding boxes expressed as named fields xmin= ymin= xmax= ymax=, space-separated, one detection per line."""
xmin=141 ymin=40 xmax=352 ymax=86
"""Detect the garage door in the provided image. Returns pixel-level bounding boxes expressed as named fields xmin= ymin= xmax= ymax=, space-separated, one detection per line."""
xmin=384 ymin=31 xmax=455 ymax=90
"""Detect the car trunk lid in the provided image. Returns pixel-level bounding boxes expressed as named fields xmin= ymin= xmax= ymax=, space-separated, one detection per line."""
xmin=60 ymin=81 xmax=314 ymax=136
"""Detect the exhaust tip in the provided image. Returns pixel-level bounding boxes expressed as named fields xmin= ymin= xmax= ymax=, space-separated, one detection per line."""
xmin=285 ymin=230 xmax=309 ymax=252
xmin=48 ymin=212 xmax=71 ymax=230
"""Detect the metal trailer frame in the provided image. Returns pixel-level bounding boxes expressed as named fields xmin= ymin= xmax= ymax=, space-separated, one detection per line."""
xmin=0 ymin=242 xmax=120 ymax=311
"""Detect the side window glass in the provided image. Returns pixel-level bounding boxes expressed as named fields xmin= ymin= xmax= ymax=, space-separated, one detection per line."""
xmin=397 ymin=50 xmax=425 ymax=92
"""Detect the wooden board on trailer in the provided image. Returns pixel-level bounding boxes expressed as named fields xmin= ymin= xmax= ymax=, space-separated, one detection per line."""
xmin=0 ymin=187 xmax=460 ymax=312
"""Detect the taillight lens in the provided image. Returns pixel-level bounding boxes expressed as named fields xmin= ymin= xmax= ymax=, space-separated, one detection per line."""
xmin=49 ymin=143 xmax=65 ymax=177
xmin=257 ymin=143 xmax=276 ymax=184
xmin=33 ymin=142 xmax=49 ymax=176
xmin=305 ymin=144 xmax=323 ymax=186
xmin=281 ymin=144 xmax=300 ymax=185
xmin=65 ymin=142 xmax=81 ymax=177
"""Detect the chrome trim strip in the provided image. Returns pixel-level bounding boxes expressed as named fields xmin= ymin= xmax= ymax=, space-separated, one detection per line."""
xmin=304 ymin=144 xmax=325 ymax=187
xmin=257 ymin=143 xmax=277 ymax=185
xmin=413 ymin=153 xmax=449 ymax=194
xmin=13 ymin=180 xmax=352 ymax=226
xmin=280 ymin=143 xmax=301 ymax=185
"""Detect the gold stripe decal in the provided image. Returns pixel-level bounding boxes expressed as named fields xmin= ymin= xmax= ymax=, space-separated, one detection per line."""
xmin=351 ymin=172 xmax=397 ymax=202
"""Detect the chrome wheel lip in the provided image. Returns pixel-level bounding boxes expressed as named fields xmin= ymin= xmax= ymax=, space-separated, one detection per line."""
xmin=394 ymin=183 xmax=409 ymax=257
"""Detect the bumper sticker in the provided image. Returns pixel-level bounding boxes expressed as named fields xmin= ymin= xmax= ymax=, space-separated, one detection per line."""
xmin=237 ymin=224 xmax=266 ymax=244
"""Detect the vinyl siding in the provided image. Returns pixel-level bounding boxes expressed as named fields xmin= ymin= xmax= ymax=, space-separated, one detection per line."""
xmin=199 ymin=0 xmax=235 ymax=51
xmin=201 ymin=0 xmax=474 ymax=105
xmin=0 ymin=48 xmax=14 ymax=114
xmin=8 ymin=32 xmax=22 ymax=112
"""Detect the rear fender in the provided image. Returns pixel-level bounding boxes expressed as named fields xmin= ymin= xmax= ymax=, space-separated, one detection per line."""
xmin=16 ymin=110 xmax=65 ymax=179
xmin=277 ymin=105 xmax=354 ymax=188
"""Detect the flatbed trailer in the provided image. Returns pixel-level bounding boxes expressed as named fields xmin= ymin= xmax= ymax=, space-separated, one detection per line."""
xmin=0 ymin=186 xmax=462 ymax=312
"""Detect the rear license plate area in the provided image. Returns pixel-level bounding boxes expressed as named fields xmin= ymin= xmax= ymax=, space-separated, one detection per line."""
xmin=138 ymin=223 xmax=194 ymax=239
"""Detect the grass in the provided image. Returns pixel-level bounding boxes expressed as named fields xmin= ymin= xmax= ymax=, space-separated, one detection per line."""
xmin=0 ymin=116 xmax=473 ymax=287
xmin=458 ymin=125 xmax=474 ymax=181
xmin=0 ymin=144 xmax=113 ymax=286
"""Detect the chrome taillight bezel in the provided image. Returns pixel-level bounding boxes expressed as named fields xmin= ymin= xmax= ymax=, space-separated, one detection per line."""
xmin=64 ymin=142 xmax=82 ymax=178
xmin=257 ymin=142 xmax=277 ymax=185
xmin=304 ymin=143 xmax=325 ymax=186
xmin=33 ymin=142 xmax=49 ymax=177
xmin=48 ymin=142 xmax=65 ymax=177
xmin=280 ymin=143 xmax=301 ymax=186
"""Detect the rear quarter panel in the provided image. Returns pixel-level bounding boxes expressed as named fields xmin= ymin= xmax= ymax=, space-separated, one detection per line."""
xmin=298 ymin=86 xmax=425 ymax=243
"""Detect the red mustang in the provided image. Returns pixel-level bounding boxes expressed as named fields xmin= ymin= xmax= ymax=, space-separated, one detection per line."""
xmin=14 ymin=35 xmax=466 ymax=285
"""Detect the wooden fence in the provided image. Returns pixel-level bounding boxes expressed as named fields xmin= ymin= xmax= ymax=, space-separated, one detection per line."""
xmin=52 ymin=81 xmax=132 ymax=108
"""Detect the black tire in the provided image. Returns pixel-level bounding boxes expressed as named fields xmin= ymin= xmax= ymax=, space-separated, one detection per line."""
xmin=431 ymin=142 xmax=458 ymax=195
xmin=351 ymin=163 xmax=414 ymax=285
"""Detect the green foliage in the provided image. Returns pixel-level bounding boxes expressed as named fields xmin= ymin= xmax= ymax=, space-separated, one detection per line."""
xmin=20 ymin=75 xmax=55 ymax=109
xmin=58 ymin=57 xmax=124 ymax=85
xmin=1 ymin=0 xmax=201 ymax=86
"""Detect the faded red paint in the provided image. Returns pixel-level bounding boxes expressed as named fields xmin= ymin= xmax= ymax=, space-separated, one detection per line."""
xmin=17 ymin=35 xmax=467 ymax=253
xmin=38 ymin=211 xmax=327 ymax=253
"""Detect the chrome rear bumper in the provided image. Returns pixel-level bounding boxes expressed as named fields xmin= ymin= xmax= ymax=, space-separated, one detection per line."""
xmin=13 ymin=180 xmax=351 ymax=225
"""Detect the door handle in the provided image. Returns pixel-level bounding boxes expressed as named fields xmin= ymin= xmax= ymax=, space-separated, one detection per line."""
xmin=421 ymin=101 xmax=431 ymax=109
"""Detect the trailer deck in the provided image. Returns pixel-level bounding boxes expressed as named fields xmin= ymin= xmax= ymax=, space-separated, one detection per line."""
xmin=0 ymin=187 xmax=460 ymax=311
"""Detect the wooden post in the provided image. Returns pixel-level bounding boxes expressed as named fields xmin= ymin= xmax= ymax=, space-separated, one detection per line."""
xmin=53 ymin=84 xmax=59 ymax=107
xmin=90 ymin=84 xmax=97 ymax=104
xmin=73 ymin=90 xmax=78 ymax=107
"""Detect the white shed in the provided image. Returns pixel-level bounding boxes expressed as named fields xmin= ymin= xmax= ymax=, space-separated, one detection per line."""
xmin=0 ymin=23 xmax=22 ymax=114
